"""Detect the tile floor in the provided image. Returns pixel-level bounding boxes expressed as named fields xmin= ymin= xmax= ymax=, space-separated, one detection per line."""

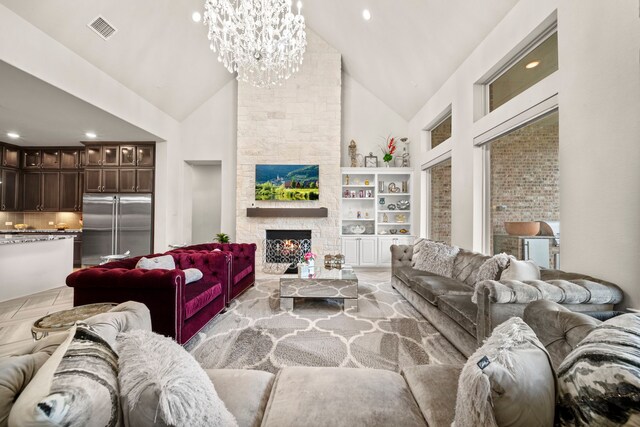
xmin=0 ymin=286 xmax=73 ymax=357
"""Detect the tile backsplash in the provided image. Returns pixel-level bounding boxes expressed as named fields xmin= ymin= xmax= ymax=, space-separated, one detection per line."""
xmin=0 ymin=211 xmax=82 ymax=229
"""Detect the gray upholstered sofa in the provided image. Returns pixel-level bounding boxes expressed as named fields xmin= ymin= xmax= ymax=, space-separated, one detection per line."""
xmin=391 ymin=243 xmax=624 ymax=357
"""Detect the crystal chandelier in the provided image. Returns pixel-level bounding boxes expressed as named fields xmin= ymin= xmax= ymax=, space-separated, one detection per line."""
xmin=204 ymin=0 xmax=307 ymax=88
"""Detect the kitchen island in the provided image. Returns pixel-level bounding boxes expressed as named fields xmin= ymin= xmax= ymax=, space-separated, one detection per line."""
xmin=0 ymin=234 xmax=75 ymax=302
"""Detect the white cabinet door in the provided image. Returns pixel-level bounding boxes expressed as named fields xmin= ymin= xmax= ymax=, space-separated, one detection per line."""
xmin=395 ymin=236 xmax=414 ymax=246
xmin=377 ymin=237 xmax=395 ymax=265
xmin=359 ymin=237 xmax=378 ymax=266
xmin=342 ymin=237 xmax=360 ymax=266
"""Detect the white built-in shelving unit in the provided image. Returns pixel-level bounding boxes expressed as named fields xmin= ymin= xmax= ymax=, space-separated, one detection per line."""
xmin=340 ymin=167 xmax=414 ymax=266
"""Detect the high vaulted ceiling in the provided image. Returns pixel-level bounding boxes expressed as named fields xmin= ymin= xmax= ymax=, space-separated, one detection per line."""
xmin=1 ymin=0 xmax=518 ymax=121
xmin=0 ymin=60 xmax=160 ymax=147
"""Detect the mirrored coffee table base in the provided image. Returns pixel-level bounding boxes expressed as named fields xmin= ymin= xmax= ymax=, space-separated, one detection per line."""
xmin=279 ymin=267 xmax=358 ymax=312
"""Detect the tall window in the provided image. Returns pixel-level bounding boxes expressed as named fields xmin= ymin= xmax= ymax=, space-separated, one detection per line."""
xmin=489 ymin=111 xmax=559 ymax=268
xmin=489 ymin=31 xmax=558 ymax=112
xmin=430 ymin=115 xmax=452 ymax=149
xmin=429 ymin=159 xmax=452 ymax=244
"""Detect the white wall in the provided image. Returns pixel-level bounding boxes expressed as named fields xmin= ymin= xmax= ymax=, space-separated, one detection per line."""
xmin=558 ymin=0 xmax=640 ymax=308
xmin=190 ymin=163 xmax=222 ymax=243
xmin=409 ymin=0 xmax=558 ymax=251
xmin=180 ymin=80 xmax=238 ymax=242
xmin=0 ymin=4 xmax=181 ymax=251
xmin=341 ymin=73 xmax=408 ymax=167
xmin=410 ymin=0 xmax=640 ymax=307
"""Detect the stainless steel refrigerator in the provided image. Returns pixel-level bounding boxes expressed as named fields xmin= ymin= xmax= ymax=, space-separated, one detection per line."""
xmin=82 ymin=194 xmax=153 ymax=265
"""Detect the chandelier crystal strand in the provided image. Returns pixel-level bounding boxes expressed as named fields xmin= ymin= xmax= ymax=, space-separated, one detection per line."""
xmin=204 ymin=0 xmax=307 ymax=88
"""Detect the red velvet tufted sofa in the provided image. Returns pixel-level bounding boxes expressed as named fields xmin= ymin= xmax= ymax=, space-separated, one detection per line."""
xmin=169 ymin=243 xmax=257 ymax=304
xmin=66 ymin=251 xmax=230 ymax=344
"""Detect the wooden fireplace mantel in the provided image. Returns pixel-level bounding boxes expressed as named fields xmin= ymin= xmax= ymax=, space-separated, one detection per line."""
xmin=246 ymin=207 xmax=328 ymax=218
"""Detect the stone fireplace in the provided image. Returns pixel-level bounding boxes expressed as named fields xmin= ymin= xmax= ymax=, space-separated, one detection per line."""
xmin=235 ymin=29 xmax=342 ymax=266
xmin=264 ymin=230 xmax=312 ymax=274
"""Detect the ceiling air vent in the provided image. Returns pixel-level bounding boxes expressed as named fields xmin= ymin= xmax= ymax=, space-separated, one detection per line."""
xmin=88 ymin=16 xmax=117 ymax=40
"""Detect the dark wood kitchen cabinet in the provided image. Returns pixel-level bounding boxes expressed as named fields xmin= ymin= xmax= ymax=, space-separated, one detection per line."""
xmin=73 ymin=234 xmax=82 ymax=267
xmin=0 ymin=168 xmax=19 ymax=211
xmin=120 ymin=145 xmax=154 ymax=167
xmin=85 ymin=145 xmax=119 ymax=167
xmin=119 ymin=169 xmax=136 ymax=192
xmin=85 ymin=143 xmax=154 ymax=193
xmin=136 ymin=169 xmax=154 ymax=192
xmin=23 ymin=149 xmax=41 ymax=169
xmin=22 ymin=172 xmax=40 ymax=210
xmin=60 ymin=172 xmax=83 ymax=211
xmin=60 ymin=150 xmax=83 ymax=169
xmin=2 ymin=145 xmax=19 ymax=168
xmin=85 ymin=169 xmax=118 ymax=193
xmin=119 ymin=168 xmax=153 ymax=193
xmin=41 ymin=150 xmax=60 ymax=169
xmin=22 ymin=172 xmax=60 ymax=211
xmin=22 ymin=149 xmax=62 ymax=169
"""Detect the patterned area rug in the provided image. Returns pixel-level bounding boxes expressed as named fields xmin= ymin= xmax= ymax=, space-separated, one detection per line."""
xmin=186 ymin=272 xmax=465 ymax=373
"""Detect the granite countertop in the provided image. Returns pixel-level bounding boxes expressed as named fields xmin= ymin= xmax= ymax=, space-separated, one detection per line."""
xmin=0 ymin=234 xmax=76 ymax=245
xmin=0 ymin=229 xmax=82 ymax=234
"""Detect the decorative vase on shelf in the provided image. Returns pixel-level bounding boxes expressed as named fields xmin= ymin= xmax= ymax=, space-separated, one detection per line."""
xmin=384 ymin=161 xmax=391 ymax=168
xmin=308 ymin=258 xmax=315 ymax=276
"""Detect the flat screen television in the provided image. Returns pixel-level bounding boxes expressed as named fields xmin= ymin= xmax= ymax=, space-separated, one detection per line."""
xmin=255 ymin=164 xmax=319 ymax=201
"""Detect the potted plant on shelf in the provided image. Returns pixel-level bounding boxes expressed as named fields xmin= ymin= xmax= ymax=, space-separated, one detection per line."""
xmin=214 ymin=233 xmax=230 ymax=243
xmin=380 ymin=135 xmax=409 ymax=167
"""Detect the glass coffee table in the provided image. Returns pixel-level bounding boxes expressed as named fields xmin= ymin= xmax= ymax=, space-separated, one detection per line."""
xmin=279 ymin=266 xmax=358 ymax=311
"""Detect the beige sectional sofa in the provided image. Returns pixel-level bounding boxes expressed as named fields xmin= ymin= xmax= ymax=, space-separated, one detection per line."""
xmin=391 ymin=243 xmax=624 ymax=357
xmin=0 ymin=302 xmax=429 ymax=427
xmin=2 ymin=300 xmax=635 ymax=426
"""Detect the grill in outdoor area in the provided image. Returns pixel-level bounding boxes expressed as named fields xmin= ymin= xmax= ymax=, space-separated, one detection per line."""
xmin=264 ymin=230 xmax=312 ymax=274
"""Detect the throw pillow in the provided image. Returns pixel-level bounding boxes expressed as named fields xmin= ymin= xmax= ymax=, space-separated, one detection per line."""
xmin=500 ymin=257 xmax=540 ymax=282
xmin=9 ymin=324 xmax=121 ymax=427
xmin=472 ymin=253 xmax=511 ymax=303
xmin=556 ymin=313 xmax=640 ymax=426
xmin=184 ymin=268 xmax=203 ymax=284
xmin=135 ymin=255 xmax=176 ymax=270
xmin=116 ymin=329 xmax=237 ymax=427
xmin=453 ymin=317 xmax=556 ymax=427
xmin=0 ymin=334 xmax=68 ymax=426
xmin=412 ymin=239 xmax=460 ymax=278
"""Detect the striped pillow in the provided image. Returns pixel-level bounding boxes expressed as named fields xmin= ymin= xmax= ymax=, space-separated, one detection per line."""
xmin=557 ymin=313 xmax=640 ymax=426
xmin=9 ymin=324 xmax=121 ymax=426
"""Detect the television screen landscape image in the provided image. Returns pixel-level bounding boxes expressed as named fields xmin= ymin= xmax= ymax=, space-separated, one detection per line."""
xmin=255 ymin=164 xmax=319 ymax=201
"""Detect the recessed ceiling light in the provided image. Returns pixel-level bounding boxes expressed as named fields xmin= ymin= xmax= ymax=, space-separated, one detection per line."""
xmin=6 ymin=132 xmax=20 ymax=139
xmin=362 ymin=9 xmax=371 ymax=21
xmin=85 ymin=132 xmax=97 ymax=139
xmin=192 ymin=11 xmax=201 ymax=22
xmin=525 ymin=60 xmax=541 ymax=69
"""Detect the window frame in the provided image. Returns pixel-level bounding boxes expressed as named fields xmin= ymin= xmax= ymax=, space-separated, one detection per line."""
xmin=483 ymin=25 xmax=558 ymax=115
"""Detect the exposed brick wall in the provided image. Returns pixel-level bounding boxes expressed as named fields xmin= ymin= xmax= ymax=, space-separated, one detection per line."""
xmin=430 ymin=158 xmax=452 ymax=244
xmin=490 ymin=113 xmax=559 ymax=242
xmin=430 ymin=115 xmax=452 ymax=149
xmin=236 ymin=30 xmax=342 ymax=264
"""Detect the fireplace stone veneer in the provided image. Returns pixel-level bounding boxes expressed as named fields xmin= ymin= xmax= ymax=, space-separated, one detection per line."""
xmin=235 ymin=30 xmax=342 ymax=263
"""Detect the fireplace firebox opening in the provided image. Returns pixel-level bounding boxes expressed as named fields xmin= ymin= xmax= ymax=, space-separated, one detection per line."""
xmin=264 ymin=230 xmax=312 ymax=274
